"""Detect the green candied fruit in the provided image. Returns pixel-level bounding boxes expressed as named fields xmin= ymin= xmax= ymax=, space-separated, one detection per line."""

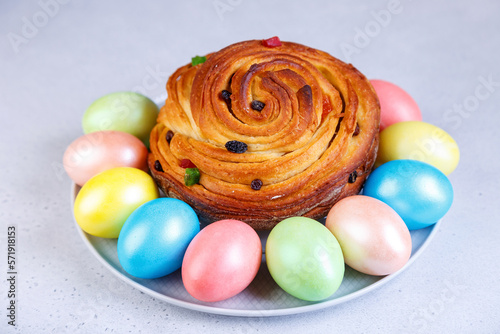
xmin=184 ymin=168 xmax=200 ymax=186
xmin=191 ymin=56 xmax=206 ymax=66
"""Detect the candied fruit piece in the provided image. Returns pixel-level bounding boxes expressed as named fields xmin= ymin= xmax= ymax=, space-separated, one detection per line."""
xmin=179 ymin=159 xmax=197 ymax=169
xmin=191 ymin=56 xmax=206 ymax=66
xmin=262 ymin=36 xmax=282 ymax=48
xmin=184 ymin=168 xmax=200 ymax=186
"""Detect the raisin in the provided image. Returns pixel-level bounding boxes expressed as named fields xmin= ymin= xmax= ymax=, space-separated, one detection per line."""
xmin=154 ymin=160 xmax=164 ymax=172
xmin=220 ymin=90 xmax=232 ymax=101
xmin=220 ymin=90 xmax=232 ymax=112
xmin=166 ymin=130 xmax=174 ymax=143
xmin=353 ymin=123 xmax=360 ymax=136
xmin=225 ymin=140 xmax=247 ymax=153
xmin=335 ymin=117 xmax=343 ymax=134
xmin=251 ymin=179 xmax=263 ymax=190
xmin=348 ymin=171 xmax=357 ymax=183
xmin=251 ymin=100 xmax=265 ymax=111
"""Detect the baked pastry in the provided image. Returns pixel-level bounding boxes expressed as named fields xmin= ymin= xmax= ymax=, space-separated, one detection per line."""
xmin=148 ymin=38 xmax=380 ymax=230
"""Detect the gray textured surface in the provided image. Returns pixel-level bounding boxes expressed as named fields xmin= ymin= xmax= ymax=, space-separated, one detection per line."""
xmin=1 ymin=0 xmax=499 ymax=333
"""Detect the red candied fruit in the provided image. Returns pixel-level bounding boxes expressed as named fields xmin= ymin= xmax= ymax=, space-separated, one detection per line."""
xmin=322 ymin=97 xmax=332 ymax=120
xmin=262 ymin=36 xmax=281 ymax=48
xmin=179 ymin=159 xmax=197 ymax=169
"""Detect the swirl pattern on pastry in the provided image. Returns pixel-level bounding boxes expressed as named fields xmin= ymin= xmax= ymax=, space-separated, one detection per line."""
xmin=149 ymin=40 xmax=380 ymax=230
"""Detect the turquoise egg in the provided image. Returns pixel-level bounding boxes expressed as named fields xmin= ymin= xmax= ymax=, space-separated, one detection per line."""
xmin=117 ymin=198 xmax=200 ymax=279
xmin=363 ymin=159 xmax=453 ymax=230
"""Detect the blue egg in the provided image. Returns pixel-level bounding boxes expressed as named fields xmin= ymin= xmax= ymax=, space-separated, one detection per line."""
xmin=363 ymin=159 xmax=453 ymax=230
xmin=117 ymin=198 xmax=200 ymax=279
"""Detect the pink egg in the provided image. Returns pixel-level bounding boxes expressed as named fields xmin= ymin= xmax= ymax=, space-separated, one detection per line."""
xmin=370 ymin=79 xmax=422 ymax=130
xmin=325 ymin=195 xmax=412 ymax=276
xmin=182 ymin=220 xmax=261 ymax=302
xmin=63 ymin=131 xmax=149 ymax=186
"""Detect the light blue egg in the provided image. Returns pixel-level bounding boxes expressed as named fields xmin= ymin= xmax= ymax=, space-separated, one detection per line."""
xmin=117 ymin=198 xmax=200 ymax=279
xmin=363 ymin=159 xmax=453 ymax=230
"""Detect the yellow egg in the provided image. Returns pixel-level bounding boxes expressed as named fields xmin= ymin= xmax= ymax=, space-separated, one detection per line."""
xmin=74 ymin=167 xmax=159 ymax=238
xmin=376 ymin=121 xmax=460 ymax=175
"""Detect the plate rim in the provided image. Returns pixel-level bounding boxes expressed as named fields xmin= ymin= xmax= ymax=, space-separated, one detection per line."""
xmin=71 ymin=183 xmax=441 ymax=317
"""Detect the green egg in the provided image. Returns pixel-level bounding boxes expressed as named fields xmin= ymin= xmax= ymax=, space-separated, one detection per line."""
xmin=265 ymin=217 xmax=345 ymax=301
xmin=82 ymin=92 xmax=159 ymax=147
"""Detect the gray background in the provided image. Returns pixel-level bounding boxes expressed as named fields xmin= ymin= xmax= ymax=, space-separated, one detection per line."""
xmin=1 ymin=0 xmax=499 ymax=333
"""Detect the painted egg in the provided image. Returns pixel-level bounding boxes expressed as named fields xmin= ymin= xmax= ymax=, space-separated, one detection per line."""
xmin=376 ymin=121 xmax=460 ymax=175
xmin=82 ymin=92 xmax=159 ymax=147
xmin=325 ymin=195 xmax=412 ymax=276
xmin=117 ymin=198 xmax=200 ymax=279
xmin=265 ymin=217 xmax=344 ymax=301
xmin=182 ymin=220 xmax=261 ymax=302
xmin=370 ymin=79 xmax=422 ymax=130
xmin=63 ymin=130 xmax=149 ymax=186
xmin=73 ymin=167 xmax=159 ymax=238
xmin=363 ymin=160 xmax=454 ymax=230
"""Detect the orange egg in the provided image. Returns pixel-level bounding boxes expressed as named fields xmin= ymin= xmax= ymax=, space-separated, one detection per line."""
xmin=325 ymin=195 xmax=412 ymax=276
xmin=63 ymin=131 xmax=149 ymax=186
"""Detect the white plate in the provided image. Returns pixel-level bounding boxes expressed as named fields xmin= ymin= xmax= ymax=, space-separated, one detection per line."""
xmin=71 ymin=184 xmax=440 ymax=317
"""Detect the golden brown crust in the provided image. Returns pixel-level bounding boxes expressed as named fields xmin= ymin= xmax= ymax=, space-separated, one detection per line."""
xmin=149 ymin=40 xmax=380 ymax=230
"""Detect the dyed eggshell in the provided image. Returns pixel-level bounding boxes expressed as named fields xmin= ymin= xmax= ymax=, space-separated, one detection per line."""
xmin=363 ymin=160 xmax=454 ymax=230
xmin=63 ymin=130 xmax=149 ymax=186
xmin=82 ymin=92 xmax=159 ymax=147
xmin=265 ymin=217 xmax=344 ymax=302
xmin=182 ymin=220 xmax=261 ymax=302
xmin=376 ymin=121 xmax=460 ymax=175
xmin=325 ymin=195 xmax=412 ymax=276
xmin=117 ymin=198 xmax=200 ymax=279
xmin=370 ymin=79 xmax=422 ymax=130
xmin=73 ymin=167 xmax=159 ymax=238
